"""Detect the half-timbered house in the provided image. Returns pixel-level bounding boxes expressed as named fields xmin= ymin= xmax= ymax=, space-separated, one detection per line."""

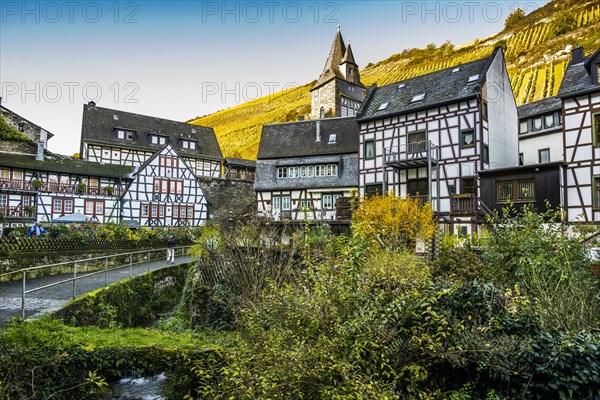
xmin=559 ymin=46 xmax=600 ymax=222
xmin=0 ymin=151 xmax=133 ymax=227
xmin=356 ymin=47 xmax=519 ymax=234
xmin=517 ymin=96 xmax=563 ymax=165
xmin=120 ymin=144 xmax=208 ymax=227
xmin=254 ymin=117 xmax=359 ymax=221
xmin=80 ymin=102 xmax=223 ymax=178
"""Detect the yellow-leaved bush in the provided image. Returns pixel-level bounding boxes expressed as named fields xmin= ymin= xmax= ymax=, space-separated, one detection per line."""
xmin=352 ymin=194 xmax=435 ymax=249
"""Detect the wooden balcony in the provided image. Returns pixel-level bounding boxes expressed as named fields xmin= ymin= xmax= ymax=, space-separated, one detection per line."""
xmin=450 ymin=194 xmax=478 ymax=215
xmin=0 ymin=178 xmax=119 ymax=197
xmin=1 ymin=205 xmax=35 ymax=219
xmin=384 ymin=141 xmax=439 ymax=170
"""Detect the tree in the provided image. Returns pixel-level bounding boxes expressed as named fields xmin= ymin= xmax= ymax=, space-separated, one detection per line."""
xmin=352 ymin=194 xmax=435 ymax=249
xmin=504 ymin=7 xmax=525 ymax=29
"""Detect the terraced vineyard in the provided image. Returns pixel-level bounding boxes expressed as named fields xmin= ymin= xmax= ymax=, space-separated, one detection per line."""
xmin=190 ymin=0 xmax=600 ymax=160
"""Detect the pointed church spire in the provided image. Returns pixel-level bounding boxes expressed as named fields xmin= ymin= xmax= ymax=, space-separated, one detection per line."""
xmin=341 ymin=41 xmax=356 ymax=64
xmin=311 ymin=29 xmax=347 ymax=90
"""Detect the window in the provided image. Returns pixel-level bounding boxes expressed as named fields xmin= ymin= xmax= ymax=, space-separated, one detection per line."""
xmin=544 ymin=114 xmax=555 ymax=128
xmin=320 ymin=107 xmax=325 ymax=119
xmin=150 ymin=135 xmax=167 ymax=145
xmin=408 ymin=179 xmax=428 ymax=197
xmin=452 ymin=67 xmax=460 ymax=73
xmin=532 ymin=117 xmax=543 ymax=131
xmin=153 ymin=178 xmax=183 ymax=194
xmin=519 ymin=153 xmax=524 ymax=166
xmin=594 ymin=177 xmax=600 ymax=209
xmin=448 ymin=183 xmax=456 ymax=195
xmin=299 ymin=200 xmax=312 ymax=209
xmin=182 ymin=140 xmax=196 ymax=150
xmin=288 ymin=167 xmax=299 ymax=178
xmin=300 ymin=166 xmax=307 ymax=177
xmin=496 ymin=178 xmax=535 ymax=202
xmin=482 ymin=100 xmax=488 ymax=120
xmin=365 ymin=184 xmax=382 ymax=197
xmin=408 ymin=131 xmax=427 ymax=153
xmin=462 ymin=178 xmax=476 ymax=194
xmin=316 ymin=165 xmax=326 ymax=177
xmin=113 ymin=114 xmax=119 ymax=120
xmin=0 ymin=194 xmax=7 ymax=210
xmin=160 ymin=156 xmax=178 ymax=168
xmin=116 ymin=130 xmax=134 ymax=140
xmin=322 ymin=193 xmax=342 ymax=210
xmin=519 ymin=121 xmax=528 ymax=134
xmin=468 ymin=74 xmax=479 ymax=83
xmin=307 ymin=166 xmax=314 ymax=177
xmin=594 ymin=113 xmax=600 ymax=145
xmin=328 ymin=134 xmax=336 ymax=144
xmin=85 ymin=200 xmax=104 ymax=215
xmin=483 ymin=145 xmax=489 ymax=164
xmin=142 ymin=203 xmax=165 ymax=218
xmin=52 ymin=198 xmax=74 ymax=214
xmin=378 ymin=102 xmax=389 ymax=111
xmin=460 ymin=129 xmax=475 ymax=148
xmin=272 ymin=196 xmax=291 ymax=211
xmin=411 ymin=93 xmax=425 ymax=103
xmin=173 ymin=205 xmax=194 ymax=219
xmin=364 ymin=140 xmax=376 ymax=159
xmin=327 ymin=164 xmax=338 ymax=176
xmin=277 ymin=167 xmax=287 ymax=179
xmin=538 ymin=148 xmax=550 ymax=163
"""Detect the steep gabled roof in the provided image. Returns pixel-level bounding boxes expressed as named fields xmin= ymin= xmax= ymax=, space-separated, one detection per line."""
xmin=341 ymin=42 xmax=356 ymax=64
xmin=257 ymin=117 xmax=359 ymax=160
xmin=357 ymin=48 xmax=500 ymax=122
xmin=0 ymin=151 xmax=134 ymax=178
xmin=517 ymin=96 xmax=562 ymax=119
xmin=81 ymin=104 xmax=223 ymax=160
xmin=558 ymin=47 xmax=600 ymax=98
xmin=311 ymin=30 xmax=347 ymax=91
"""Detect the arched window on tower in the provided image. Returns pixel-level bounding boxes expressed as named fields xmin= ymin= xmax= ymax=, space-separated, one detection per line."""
xmin=320 ymin=107 xmax=325 ymax=119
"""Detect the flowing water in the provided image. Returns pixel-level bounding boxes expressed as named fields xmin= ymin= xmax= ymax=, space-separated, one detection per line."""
xmin=103 ymin=373 xmax=166 ymax=400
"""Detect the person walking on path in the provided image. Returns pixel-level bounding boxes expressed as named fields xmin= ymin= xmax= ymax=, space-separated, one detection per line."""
xmin=166 ymin=235 xmax=176 ymax=264
xmin=27 ymin=222 xmax=47 ymax=238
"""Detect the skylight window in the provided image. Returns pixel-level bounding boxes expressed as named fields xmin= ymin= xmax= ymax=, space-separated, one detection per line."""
xmin=113 ymin=114 xmax=119 ymax=120
xmin=468 ymin=74 xmax=479 ymax=83
xmin=397 ymin=83 xmax=405 ymax=89
xmin=452 ymin=67 xmax=460 ymax=73
xmin=411 ymin=93 xmax=425 ymax=103
xmin=378 ymin=102 xmax=389 ymax=111
xmin=191 ymin=128 xmax=196 ymax=134
xmin=328 ymin=134 xmax=337 ymax=144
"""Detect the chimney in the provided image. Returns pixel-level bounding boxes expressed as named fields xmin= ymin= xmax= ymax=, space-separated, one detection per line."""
xmin=572 ymin=46 xmax=585 ymax=64
xmin=36 ymin=141 xmax=44 ymax=161
xmin=316 ymin=120 xmax=321 ymax=142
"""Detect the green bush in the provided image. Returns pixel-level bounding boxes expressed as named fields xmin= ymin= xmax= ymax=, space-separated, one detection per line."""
xmin=0 ymin=116 xmax=29 ymax=142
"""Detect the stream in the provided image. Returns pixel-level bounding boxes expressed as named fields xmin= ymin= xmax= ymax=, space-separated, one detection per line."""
xmin=103 ymin=373 xmax=166 ymax=400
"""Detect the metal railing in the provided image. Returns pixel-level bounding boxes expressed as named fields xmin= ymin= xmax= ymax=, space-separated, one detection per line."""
xmin=0 ymin=245 xmax=192 ymax=319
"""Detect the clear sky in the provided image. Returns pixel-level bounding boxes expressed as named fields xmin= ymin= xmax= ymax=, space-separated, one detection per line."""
xmin=0 ymin=0 xmax=549 ymax=156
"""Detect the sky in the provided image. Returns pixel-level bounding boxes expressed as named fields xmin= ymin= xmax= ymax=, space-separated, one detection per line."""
xmin=0 ymin=0 xmax=550 ymax=156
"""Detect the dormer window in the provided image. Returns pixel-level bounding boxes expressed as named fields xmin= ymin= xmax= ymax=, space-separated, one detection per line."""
xmin=328 ymin=134 xmax=337 ymax=144
xmin=181 ymin=139 xmax=196 ymax=150
xmin=397 ymin=83 xmax=405 ymax=89
xmin=191 ymin=128 xmax=197 ymax=134
xmin=150 ymin=135 xmax=166 ymax=145
xmin=378 ymin=102 xmax=389 ymax=111
xmin=452 ymin=67 xmax=460 ymax=73
xmin=411 ymin=94 xmax=425 ymax=103
xmin=468 ymin=75 xmax=479 ymax=83
xmin=116 ymin=129 xmax=135 ymax=140
xmin=113 ymin=114 xmax=119 ymax=121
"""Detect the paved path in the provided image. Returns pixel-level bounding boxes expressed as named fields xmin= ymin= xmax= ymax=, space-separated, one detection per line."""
xmin=0 ymin=255 xmax=193 ymax=326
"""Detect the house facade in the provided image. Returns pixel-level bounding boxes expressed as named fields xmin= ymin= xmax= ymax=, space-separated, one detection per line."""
xmin=80 ymin=102 xmax=223 ymax=178
xmin=559 ymin=46 xmax=600 ymax=222
xmin=254 ymin=118 xmax=359 ymax=221
xmin=120 ymin=144 xmax=208 ymax=227
xmin=356 ymin=47 xmax=519 ymax=234
xmin=517 ymin=96 xmax=563 ymax=165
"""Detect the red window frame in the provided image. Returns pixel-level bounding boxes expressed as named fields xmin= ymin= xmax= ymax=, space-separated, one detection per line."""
xmin=172 ymin=205 xmax=194 ymax=219
xmin=84 ymin=200 xmax=105 ymax=215
xmin=52 ymin=198 xmax=74 ymax=214
xmin=153 ymin=178 xmax=183 ymax=194
xmin=141 ymin=203 xmax=165 ymax=218
xmin=160 ymin=156 xmax=179 ymax=168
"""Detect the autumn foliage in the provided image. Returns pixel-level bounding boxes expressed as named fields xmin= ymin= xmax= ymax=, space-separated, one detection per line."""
xmin=352 ymin=194 xmax=436 ymax=249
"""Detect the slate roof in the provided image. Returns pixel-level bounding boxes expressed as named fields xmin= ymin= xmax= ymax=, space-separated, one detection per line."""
xmin=257 ymin=117 xmax=359 ymax=160
xmin=558 ymin=47 xmax=600 ymax=98
xmin=358 ymin=48 xmax=500 ymax=122
xmin=225 ymin=158 xmax=256 ymax=168
xmin=81 ymin=104 xmax=223 ymax=160
xmin=517 ymin=96 xmax=562 ymax=119
xmin=312 ymin=30 xmax=347 ymax=90
xmin=0 ymin=151 xmax=134 ymax=178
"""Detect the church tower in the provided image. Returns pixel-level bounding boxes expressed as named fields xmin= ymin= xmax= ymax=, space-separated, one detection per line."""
xmin=310 ymin=27 xmax=366 ymax=119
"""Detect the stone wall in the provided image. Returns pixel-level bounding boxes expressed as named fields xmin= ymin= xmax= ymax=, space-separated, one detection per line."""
xmin=310 ymin=80 xmax=339 ymax=119
xmin=199 ymin=178 xmax=256 ymax=228
xmin=1 ymin=107 xmax=47 ymax=144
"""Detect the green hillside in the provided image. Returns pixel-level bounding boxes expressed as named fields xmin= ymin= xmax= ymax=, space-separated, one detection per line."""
xmin=190 ymin=0 xmax=600 ymax=160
